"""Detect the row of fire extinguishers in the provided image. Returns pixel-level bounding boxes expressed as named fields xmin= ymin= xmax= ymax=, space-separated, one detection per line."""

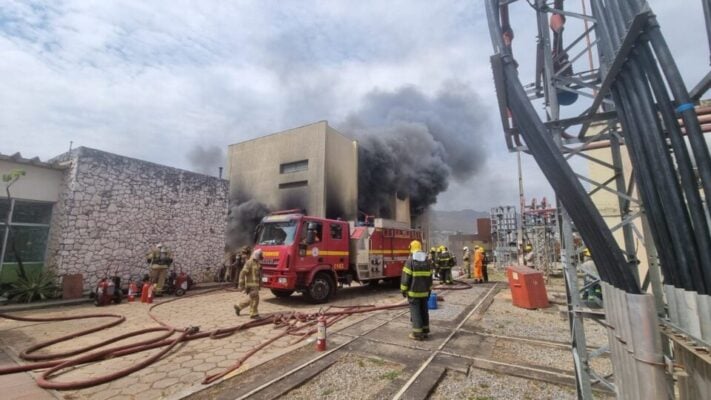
xmin=94 ymin=271 xmax=193 ymax=307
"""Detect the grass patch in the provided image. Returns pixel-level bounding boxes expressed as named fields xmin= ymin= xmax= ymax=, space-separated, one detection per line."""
xmin=380 ymin=370 xmax=400 ymax=381
xmin=369 ymin=357 xmax=386 ymax=366
xmin=321 ymin=388 xmax=334 ymax=396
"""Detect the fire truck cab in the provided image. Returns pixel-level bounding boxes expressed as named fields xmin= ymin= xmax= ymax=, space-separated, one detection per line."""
xmin=254 ymin=209 xmax=422 ymax=303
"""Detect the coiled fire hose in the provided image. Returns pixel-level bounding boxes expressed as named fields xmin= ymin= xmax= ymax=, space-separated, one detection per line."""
xmin=0 ymin=280 xmax=473 ymax=390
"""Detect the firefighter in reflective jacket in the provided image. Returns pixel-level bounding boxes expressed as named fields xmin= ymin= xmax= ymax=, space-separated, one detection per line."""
xmin=234 ymin=248 xmax=262 ymax=319
xmin=437 ymin=245 xmax=455 ymax=284
xmin=146 ymin=243 xmax=173 ymax=296
xmin=401 ymin=240 xmax=433 ymax=341
xmin=473 ymin=245 xmax=485 ymax=283
xmin=462 ymin=246 xmax=472 ymax=279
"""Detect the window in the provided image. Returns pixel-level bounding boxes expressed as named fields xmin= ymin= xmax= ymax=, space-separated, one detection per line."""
xmin=256 ymin=220 xmax=298 ymax=245
xmin=330 ymin=224 xmax=343 ymax=240
xmin=280 ymin=159 xmax=308 ymax=174
xmin=300 ymin=221 xmax=322 ymax=245
xmin=0 ymin=199 xmax=53 ymax=283
xmin=279 ymin=180 xmax=308 ymax=189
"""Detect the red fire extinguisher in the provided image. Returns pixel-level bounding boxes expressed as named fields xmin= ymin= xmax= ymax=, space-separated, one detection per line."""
xmin=146 ymin=284 xmax=155 ymax=304
xmin=316 ymin=315 xmax=327 ymax=351
xmin=128 ymin=281 xmax=137 ymax=303
xmin=140 ymin=282 xmax=151 ymax=303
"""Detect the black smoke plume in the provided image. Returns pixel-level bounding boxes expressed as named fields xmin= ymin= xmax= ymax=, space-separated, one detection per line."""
xmin=226 ymin=197 xmax=270 ymax=250
xmin=187 ymin=145 xmax=225 ymax=176
xmin=343 ymin=82 xmax=489 ymax=217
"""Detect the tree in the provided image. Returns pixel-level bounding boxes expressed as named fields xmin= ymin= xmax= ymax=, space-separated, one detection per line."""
xmin=2 ymin=169 xmax=27 ymax=281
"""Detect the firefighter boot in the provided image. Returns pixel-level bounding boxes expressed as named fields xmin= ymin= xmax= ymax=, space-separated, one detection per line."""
xmin=233 ymin=304 xmax=241 ymax=316
xmin=408 ymin=332 xmax=423 ymax=341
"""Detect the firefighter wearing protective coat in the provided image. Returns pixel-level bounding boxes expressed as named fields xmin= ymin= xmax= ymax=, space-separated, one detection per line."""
xmin=146 ymin=243 xmax=173 ymax=295
xmin=473 ymin=245 xmax=485 ymax=283
xmin=462 ymin=246 xmax=472 ymax=279
xmin=401 ymin=240 xmax=433 ymax=341
xmin=437 ymin=245 xmax=455 ymax=284
xmin=234 ymin=248 xmax=262 ymax=319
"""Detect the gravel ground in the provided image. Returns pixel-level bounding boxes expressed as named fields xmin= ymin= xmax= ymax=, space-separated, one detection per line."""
xmin=431 ymin=368 xmax=581 ymax=400
xmin=477 ymin=293 xmax=609 ymax=348
xmin=492 ymin=340 xmax=574 ymax=372
xmin=284 ymin=353 xmax=402 ymax=400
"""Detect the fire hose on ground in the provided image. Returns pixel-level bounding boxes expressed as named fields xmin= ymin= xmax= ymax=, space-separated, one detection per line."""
xmin=0 ymin=279 xmax=473 ymax=390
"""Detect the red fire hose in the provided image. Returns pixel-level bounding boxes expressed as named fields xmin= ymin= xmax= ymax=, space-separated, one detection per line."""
xmin=0 ymin=281 xmax=474 ymax=390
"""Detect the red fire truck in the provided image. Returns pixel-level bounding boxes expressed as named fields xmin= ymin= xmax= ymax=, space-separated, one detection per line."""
xmin=254 ymin=209 xmax=423 ymax=303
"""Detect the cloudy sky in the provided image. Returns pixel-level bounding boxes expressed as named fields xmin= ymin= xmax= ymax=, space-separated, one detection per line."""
xmin=0 ymin=0 xmax=707 ymax=211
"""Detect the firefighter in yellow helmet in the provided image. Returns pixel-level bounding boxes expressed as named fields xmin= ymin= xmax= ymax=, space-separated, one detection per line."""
xmin=146 ymin=243 xmax=173 ymax=296
xmin=436 ymin=245 xmax=455 ymax=284
xmin=473 ymin=245 xmax=485 ymax=284
xmin=401 ymin=240 xmax=433 ymax=340
xmin=234 ymin=248 xmax=262 ymax=318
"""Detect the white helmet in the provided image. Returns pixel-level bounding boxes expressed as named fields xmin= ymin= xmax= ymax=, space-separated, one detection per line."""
xmin=463 ymin=246 xmax=469 ymax=251
xmin=252 ymin=249 xmax=263 ymax=260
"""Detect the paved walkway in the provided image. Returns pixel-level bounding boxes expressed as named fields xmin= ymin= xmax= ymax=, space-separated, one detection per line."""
xmin=0 ymin=284 xmax=403 ymax=400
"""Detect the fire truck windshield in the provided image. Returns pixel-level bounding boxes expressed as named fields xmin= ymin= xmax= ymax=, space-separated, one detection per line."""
xmin=256 ymin=221 xmax=297 ymax=245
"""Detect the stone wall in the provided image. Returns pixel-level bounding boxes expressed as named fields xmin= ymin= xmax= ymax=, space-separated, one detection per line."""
xmin=46 ymin=147 xmax=228 ymax=289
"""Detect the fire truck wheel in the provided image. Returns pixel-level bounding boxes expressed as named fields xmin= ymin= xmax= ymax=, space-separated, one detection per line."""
xmin=271 ymin=289 xmax=294 ymax=298
xmin=175 ymin=288 xmax=186 ymax=296
xmin=305 ymin=273 xmax=334 ymax=304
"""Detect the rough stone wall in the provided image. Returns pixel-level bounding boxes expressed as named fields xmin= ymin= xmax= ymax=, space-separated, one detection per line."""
xmin=46 ymin=147 xmax=228 ymax=289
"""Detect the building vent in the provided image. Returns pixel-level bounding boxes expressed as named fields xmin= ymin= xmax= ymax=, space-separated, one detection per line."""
xmin=279 ymin=180 xmax=308 ymax=189
xmin=280 ymin=159 xmax=308 ymax=174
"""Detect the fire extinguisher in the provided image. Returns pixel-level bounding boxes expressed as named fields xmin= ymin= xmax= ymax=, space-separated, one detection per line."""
xmin=140 ymin=282 xmax=151 ymax=303
xmin=128 ymin=281 xmax=137 ymax=303
xmin=95 ymin=278 xmax=108 ymax=306
xmin=146 ymin=284 xmax=155 ymax=304
xmin=316 ymin=315 xmax=327 ymax=351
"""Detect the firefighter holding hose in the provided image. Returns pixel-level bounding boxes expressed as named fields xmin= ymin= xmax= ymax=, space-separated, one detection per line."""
xmin=234 ymin=248 xmax=262 ymax=319
xmin=401 ymin=240 xmax=433 ymax=341
xmin=146 ymin=243 xmax=173 ymax=296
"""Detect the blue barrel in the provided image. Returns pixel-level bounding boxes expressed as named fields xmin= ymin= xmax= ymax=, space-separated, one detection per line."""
xmin=428 ymin=292 xmax=438 ymax=310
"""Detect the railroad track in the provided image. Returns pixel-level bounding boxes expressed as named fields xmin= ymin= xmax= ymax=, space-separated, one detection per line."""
xmin=192 ymin=281 xmax=614 ymax=399
xmin=391 ymin=283 xmax=500 ymax=399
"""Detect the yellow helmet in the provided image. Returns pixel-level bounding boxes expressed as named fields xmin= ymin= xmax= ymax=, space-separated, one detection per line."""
xmin=583 ymin=248 xmax=591 ymax=257
xmin=430 ymin=247 xmax=436 ymax=252
xmin=525 ymin=244 xmax=533 ymax=252
xmin=409 ymin=240 xmax=422 ymax=253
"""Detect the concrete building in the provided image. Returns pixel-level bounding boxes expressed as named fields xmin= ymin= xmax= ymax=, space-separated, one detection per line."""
xmin=227 ymin=121 xmax=359 ymax=221
xmin=0 ymin=147 xmax=227 ymax=291
xmin=0 ymin=154 xmax=66 ymax=282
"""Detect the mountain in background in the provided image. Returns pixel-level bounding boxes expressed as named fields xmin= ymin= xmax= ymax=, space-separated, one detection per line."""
xmin=430 ymin=209 xmax=489 ymax=233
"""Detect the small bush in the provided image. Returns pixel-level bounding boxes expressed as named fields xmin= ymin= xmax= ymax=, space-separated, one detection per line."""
xmin=8 ymin=271 xmax=58 ymax=303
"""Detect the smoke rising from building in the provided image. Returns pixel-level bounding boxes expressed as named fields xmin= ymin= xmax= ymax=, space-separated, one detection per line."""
xmin=226 ymin=198 xmax=270 ymax=250
xmin=187 ymin=145 xmax=225 ymax=176
xmin=343 ymin=83 xmax=489 ymax=217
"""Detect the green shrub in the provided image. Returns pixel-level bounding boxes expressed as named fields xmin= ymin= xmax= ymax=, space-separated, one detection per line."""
xmin=8 ymin=271 xmax=58 ymax=303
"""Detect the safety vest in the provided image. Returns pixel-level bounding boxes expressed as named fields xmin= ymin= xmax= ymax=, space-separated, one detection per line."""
xmin=400 ymin=252 xmax=433 ymax=298
xmin=437 ymin=251 xmax=454 ymax=269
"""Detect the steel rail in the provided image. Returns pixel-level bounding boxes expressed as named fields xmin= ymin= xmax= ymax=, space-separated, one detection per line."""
xmin=391 ymin=283 xmax=500 ymax=400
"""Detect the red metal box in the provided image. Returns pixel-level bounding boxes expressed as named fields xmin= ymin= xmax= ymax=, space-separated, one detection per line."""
xmin=506 ymin=266 xmax=549 ymax=309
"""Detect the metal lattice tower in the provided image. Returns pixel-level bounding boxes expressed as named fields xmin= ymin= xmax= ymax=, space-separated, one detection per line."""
xmin=490 ymin=205 xmax=519 ymax=268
